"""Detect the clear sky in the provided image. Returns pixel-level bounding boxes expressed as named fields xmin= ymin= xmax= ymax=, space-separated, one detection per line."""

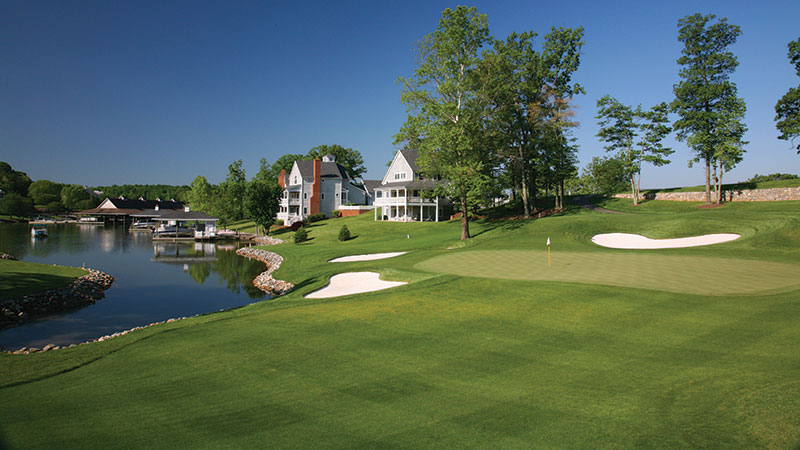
xmin=2 ymin=0 xmax=798 ymax=188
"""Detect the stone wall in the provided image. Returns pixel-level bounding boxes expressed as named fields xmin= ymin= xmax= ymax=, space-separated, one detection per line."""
xmin=235 ymin=247 xmax=294 ymax=295
xmin=613 ymin=187 xmax=800 ymax=202
xmin=1 ymin=267 xmax=114 ymax=330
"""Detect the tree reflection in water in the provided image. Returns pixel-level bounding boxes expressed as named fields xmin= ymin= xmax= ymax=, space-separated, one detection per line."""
xmin=152 ymin=242 xmax=268 ymax=299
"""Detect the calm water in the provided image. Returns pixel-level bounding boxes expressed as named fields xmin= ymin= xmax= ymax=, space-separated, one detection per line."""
xmin=0 ymin=223 xmax=270 ymax=350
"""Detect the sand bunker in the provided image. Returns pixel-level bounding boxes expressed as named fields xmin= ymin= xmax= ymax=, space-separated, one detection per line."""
xmin=329 ymin=252 xmax=407 ymax=263
xmin=304 ymin=272 xmax=407 ymax=299
xmin=592 ymin=233 xmax=740 ymax=249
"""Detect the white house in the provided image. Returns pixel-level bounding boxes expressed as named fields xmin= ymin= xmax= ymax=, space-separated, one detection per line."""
xmin=373 ymin=150 xmax=448 ymax=222
xmin=276 ymin=154 xmax=371 ymax=224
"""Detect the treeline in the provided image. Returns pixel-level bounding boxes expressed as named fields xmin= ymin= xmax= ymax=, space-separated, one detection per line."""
xmin=186 ymin=144 xmax=365 ymax=230
xmin=397 ymin=8 xmax=798 ymax=240
xmin=187 ymin=159 xmax=282 ymax=232
xmin=1 ymin=162 xmax=99 ymax=217
xmin=93 ymin=184 xmax=190 ymax=202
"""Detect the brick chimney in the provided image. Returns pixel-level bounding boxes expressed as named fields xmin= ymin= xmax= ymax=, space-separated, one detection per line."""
xmin=310 ymin=159 xmax=321 ymax=215
xmin=278 ymin=169 xmax=286 ymax=188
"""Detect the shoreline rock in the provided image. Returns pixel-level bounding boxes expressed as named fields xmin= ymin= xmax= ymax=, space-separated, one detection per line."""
xmin=1 ymin=266 xmax=114 ymax=331
xmin=235 ymin=247 xmax=294 ymax=296
xmin=1 ymin=242 xmax=291 ymax=354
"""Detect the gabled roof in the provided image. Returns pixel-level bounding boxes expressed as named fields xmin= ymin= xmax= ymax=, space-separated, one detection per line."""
xmin=360 ymin=180 xmax=382 ymax=196
xmin=399 ymin=150 xmax=420 ymax=172
xmin=295 ymin=160 xmax=350 ymax=180
xmin=105 ymin=198 xmax=184 ymax=210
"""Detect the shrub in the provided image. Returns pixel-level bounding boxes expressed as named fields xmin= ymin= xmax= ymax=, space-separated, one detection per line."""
xmin=338 ymin=225 xmax=350 ymax=241
xmin=294 ymin=227 xmax=308 ymax=244
xmin=290 ymin=221 xmax=304 ymax=231
xmin=307 ymin=213 xmax=326 ymax=223
xmin=275 ymin=219 xmax=284 ymax=226
xmin=331 ymin=210 xmax=341 ymax=218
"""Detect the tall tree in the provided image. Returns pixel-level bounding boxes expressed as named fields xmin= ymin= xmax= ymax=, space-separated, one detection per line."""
xmin=28 ymin=180 xmax=64 ymax=207
xmin=245 ymin=180 xmax=282 ymax=235
xmin=60 ymin=184 xmax=90 ymax=213
xmin=396 ymin=6 xmax=493 ymax=240
xmin=596 ymin=96 xmax=673 ymax=205
xmin=0 ymin=192 xmax=33 ymax=217
xmin=579 ymin=156 xmax=629 ymax=194
xmin=671 ymin=13 xmax=747 ymax=204
xmin=775 ymin=37 xmax=800 ymax=154
xmin=0 ymin=162 xmax=32 ymax=196
xmin=484 ymin=26 xmax=584 ymax=216
xmin=218 ymin=160 xmax=247 ymax=221
xmin=306 ymin=145 xmax=366 ymax=179
xmin=187 ymin=175 xmax=216 ymax=214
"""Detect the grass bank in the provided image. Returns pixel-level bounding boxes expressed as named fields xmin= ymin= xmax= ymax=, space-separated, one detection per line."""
xmin=0 ymin=260 xmax=86 ymax=300
xmin=1 ymin=202 xmax=799 ymax=448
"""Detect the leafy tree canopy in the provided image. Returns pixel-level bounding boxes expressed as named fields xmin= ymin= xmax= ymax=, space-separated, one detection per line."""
xmin=671 ymin=13 xmax=747 ymax=203
xmin=775 ymin=37 xmax=800 ymax=154
xmin=0 ymin=162 xmax=32 ymax=196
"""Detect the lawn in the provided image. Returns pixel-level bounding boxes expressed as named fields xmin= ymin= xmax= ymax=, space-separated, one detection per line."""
xmin=1 ymin=201 xmax=799 ymax=448
xmin=0 ymin=260 xmax=86 ymax=300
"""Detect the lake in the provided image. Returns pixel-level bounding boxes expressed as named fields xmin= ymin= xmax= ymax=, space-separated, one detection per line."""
xmin=0 ymin=223 xmax=270 ymax=350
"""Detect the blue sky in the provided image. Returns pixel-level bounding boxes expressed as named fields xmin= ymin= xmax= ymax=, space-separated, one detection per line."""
xmin=2 ymin=0 xmax=798 ymax=188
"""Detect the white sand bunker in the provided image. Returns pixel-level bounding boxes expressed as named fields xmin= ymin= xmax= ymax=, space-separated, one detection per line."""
xmin=329 ymin=252 xmax=407 ymax=263
xmin=592 ymin=233 xmax=740 ymax=249
xmin=305 ymin=272 xmax=407 ymax=299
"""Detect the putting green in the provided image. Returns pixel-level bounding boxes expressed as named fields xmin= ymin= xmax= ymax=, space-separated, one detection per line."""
xmin=415 ymin=250 xmax=800 ymax=296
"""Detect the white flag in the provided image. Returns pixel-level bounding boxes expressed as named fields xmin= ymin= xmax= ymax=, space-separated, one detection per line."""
xmin=547 ymin=237 xmax=550 ymax=246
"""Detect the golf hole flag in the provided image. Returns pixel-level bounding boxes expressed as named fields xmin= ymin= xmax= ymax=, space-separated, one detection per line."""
xmin=547 ymin=237 xmax=551 ymax=266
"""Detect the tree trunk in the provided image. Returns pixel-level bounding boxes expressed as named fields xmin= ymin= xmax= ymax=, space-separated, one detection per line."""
xmin=636 ymin=172 xmax=642 ymax=205
xmin=717 ymin=163 xmax=724 ymax=204
xmin=630 ymin=174 xmax=638 ymax=206
xmin=559 ymin=179 xmax=565 ymax=210
xmin=519 ymin=147 xmax=530 ymax=218
xmin=704 ymin=158 xmax=711 ymax=204
xmin=459 ymin=182 xmax=470 ymax=240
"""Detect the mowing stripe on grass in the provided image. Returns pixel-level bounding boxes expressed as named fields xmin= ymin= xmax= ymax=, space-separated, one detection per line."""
xmin=415 ymin=250 xmax=800 ymax=296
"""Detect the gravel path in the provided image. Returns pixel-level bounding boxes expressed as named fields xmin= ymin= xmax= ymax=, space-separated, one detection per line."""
xmin=574 ymin=195 xmax=626 ymax=214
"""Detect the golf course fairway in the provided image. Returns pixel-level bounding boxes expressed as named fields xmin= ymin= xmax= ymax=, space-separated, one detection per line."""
xmin=1 ymin=198 xmax=799 ymax=448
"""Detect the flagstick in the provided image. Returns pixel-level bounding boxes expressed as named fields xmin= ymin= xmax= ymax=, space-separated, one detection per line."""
xmin=548 ymin=245 xmax=551 ymax=267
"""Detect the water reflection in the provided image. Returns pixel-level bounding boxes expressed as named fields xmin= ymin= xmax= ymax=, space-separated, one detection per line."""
xmin=0 ymin=223 xmax=270 ymax=349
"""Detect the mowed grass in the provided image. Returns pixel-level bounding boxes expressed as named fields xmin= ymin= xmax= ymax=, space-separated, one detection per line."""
xmin=416 ymin=250 xmax=800 ymax=295
xmin=0 ymin=260 xmax=86 ymax=299
xmin=1 ymin=201 xmax=799 ymax=448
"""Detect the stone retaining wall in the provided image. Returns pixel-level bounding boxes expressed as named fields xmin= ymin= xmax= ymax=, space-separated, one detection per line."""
xmin=1 ymin=267 xmax=114 ymax=330
xmin=613 ymin=186 xmax=800 ymax=202
xmin=235 ymin=247 xmax=294 ymax=295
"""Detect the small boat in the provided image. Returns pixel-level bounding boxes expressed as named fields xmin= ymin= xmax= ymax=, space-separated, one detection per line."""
xmin=31 ymin=224 xmax=48 ymax=237
xmin=78 ymin=217 xmax=103 ymax=225
xmin=153 ymin=225 xmax=193 ymax=237
xmin=132 ymin=220 xmax=157 ymax=230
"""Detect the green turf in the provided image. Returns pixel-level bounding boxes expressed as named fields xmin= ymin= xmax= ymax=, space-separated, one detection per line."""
xmin=415 ymin=250 xmax=800 ymax=295
xmin=0 ymin=260 xmax=86 ymax=299
xmin=1 ymin=201 xmax=799 ymax=448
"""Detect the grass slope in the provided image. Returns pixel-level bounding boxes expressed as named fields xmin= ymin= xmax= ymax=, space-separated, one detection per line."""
xmin=1 ymin=202 xmax=799 ymax=448
xmin=0 ymin=260 xmax=86 ymax=300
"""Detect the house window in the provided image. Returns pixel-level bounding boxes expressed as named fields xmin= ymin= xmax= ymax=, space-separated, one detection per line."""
xmin=322 ymin=193 xmax=325 ymax=199
xmin=304 ymin=207 xmax=308 ymax=214
xmin=376 ymin=191 xmax=382 ymax=198
xmin=293 ymin=177 xmax=298 ymax=184
xmin=304 ymin=193 xmax=308 ymax=199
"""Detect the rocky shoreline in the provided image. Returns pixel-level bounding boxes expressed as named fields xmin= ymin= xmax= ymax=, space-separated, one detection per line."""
xmin=235 ymin=246 xmax=294 ymax=295
xmin=1 ymin=266 xmax=114 ymax=331
xmin=1 ymin=239 xmax=290 ymax=354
